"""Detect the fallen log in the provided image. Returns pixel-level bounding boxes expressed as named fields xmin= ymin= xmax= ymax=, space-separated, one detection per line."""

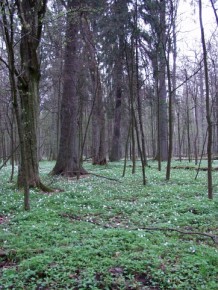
xmin=89 ymin=172 xmax=121 ymax=182
xmin=171 ymin=166 xmax=218 ymax=171
xmin=61 ymin=213 xmax=218 ymax=244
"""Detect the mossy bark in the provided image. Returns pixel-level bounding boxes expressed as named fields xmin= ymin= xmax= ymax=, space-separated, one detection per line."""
xmin=16 ymin=0 xmax=51 ymax=192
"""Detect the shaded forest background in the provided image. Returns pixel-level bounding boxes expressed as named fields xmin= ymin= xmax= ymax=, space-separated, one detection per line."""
xmin=0 ymin=0 xmax=217 ymax=206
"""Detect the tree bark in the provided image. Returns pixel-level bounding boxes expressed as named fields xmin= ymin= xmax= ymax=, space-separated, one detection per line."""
xmin=15 ymin=0 xmax=48 ymax=190
xmin=199 ymin=0 xmax=213 ymax=199
xmin=51 ymin=0 xmax=87 ymax=177
xmin=166 ymin=51 xmax=173 ymax=180
xmin=109 ymin=0 xmax=126 ymax=162
xmin=157 ymin=0 xmax=168 ymax=162
xmin=82 ymin=18 xmax=107 ymax=165
xmin=91 ymin=79 xmax=107 ymax=166
xmin=109 ymin=43 xmax=123 ymax=162
xmin=1 ymin=0 xmax=51 ymax=208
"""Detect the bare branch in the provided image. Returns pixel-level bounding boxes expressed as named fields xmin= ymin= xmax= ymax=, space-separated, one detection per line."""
xmin=209 ymin=0 xmax=218 ymax=25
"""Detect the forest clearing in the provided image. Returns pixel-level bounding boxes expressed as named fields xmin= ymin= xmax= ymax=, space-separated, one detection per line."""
xmin=0 ymin=161 xmax=217 ymax=289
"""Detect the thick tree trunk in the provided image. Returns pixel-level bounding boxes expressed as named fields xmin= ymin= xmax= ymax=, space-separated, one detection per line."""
xmin=51 ymin=1 xmax=87 ymax=177
xmin=17 ymin=82 xmax=40 ymax=187
xmin=15 ymin=0 xmax=48 ymax=191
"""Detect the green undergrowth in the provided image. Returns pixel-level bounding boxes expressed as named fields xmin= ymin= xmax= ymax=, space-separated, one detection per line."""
xmin=0 ymin=160 xmax=218 ymax=289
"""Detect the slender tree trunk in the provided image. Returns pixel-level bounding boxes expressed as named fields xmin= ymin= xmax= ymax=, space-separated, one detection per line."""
xmin=158 ymin=0 xmax=168 ymax=162
xmin=91 ymin=79 xmax=106 ymax=165
xmin=9 ymin=113 xmax=15 ymax=182
xmin=177 ymin=110 xmax=182 ymax=161
xmin=122 ymin=122 xmax=131 ymax=177
xmin=199 ymin=0 xmax=213 ymax=199
xmin=185 ymin=80 xmax=191 ymax=162
xmin=150 ymin=103 xmax=156 ymax=159
xmin=156 ymin=77 xmax=162 ymax=171
xmin=199 ymin=68 xmax=206 ymax=153
xmin=82 ymin=18 xmax=106 ymax=165
xmin=131 ymin=112 xmax=136 ymax=174
xmin=1 ymin=133 xmax=6 ymax=165
xmin=166 ymin=1 xmax=177 ymax=179
xmin=166 ymin=52 xmax=173 ymax=180
xmin=135 ymin=0 xmax=147 ymax=167
xmin=109 ymin=32 xmax=124 ymax=162
xmin=194 ymin=91 xmax=199 ymax=165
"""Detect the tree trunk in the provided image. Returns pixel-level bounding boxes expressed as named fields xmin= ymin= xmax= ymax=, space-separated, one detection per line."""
xmin=177 ymin=110 xmax=182 ymax=161
xmin=193 ymin=87 xmax=199 ymax=165
xmin=216 ymin=91 xmax=218 ymax=155
xmin=166 ymin=52 xmax=173 ymax=180
xmin=109 ymin=56 xmax=123 ymax=162
xmin=1 ymin=1 xmax=50 ymax=209
xmin=199 ymin=0 xmax=213 ymax=199
xmin=159 ymin=66 xmax=168 ymax=161
xmin=158 ymin=0 xmax=168 ymax=162
xmin=135 ymin=0 xmax=147 ymax=167
xmin=166 ymin=2 xmax=177 ymax=180
xmin=91 ymin=76 xmax=106 ymax=165
xmin=1 ymin=1 xmax=49 ymax=198
xmin=82 ymin=18 xmax=107 ymax=165
xmin=17 ymin=81 xmax=41 ymax=187
xmin=51 ymin=0 xmax=87 ymax=177
xmin=15 ymin=0 xmax=47 ymax=189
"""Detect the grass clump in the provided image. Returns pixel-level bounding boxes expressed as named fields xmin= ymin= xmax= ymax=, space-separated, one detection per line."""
xmin=0 ymin=160 xmax=218 ymax=289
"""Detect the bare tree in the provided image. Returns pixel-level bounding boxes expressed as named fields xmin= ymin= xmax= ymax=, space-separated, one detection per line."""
xmin=209 ymin=0 xmax=218 ymax=25
xmin=199 ymin=0 xmax=213 ymax=199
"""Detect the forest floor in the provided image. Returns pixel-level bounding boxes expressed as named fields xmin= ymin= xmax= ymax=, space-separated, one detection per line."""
xmin=0 ymin=160 xmax=218 ymax=289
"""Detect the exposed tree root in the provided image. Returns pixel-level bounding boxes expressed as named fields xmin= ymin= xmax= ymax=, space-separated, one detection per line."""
xmin=50 ymin=168 xmax=88 ymax=178
xmin=38 ymin=181 xmax=55 ymax=193
xmin=50 ymin=168 xmax=120 ymax=183
xmin=92 ymin=158 xmax=107 ymax=165
xmin=17 ymin=180 xmax=55 ymax=193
